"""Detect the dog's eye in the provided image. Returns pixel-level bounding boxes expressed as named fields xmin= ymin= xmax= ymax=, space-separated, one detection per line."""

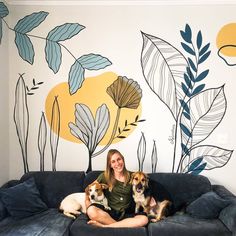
xmin=95 ymin=189 xmax=98 ymax=192
xmin=141 ymin=178 xmax=145 ymax=182
xmin=89 ymin=189 xmax=92 ymax=192
xmin=134 ymin=177 xmax=138 ymax=181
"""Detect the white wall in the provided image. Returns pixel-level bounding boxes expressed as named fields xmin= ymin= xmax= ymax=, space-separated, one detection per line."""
xmin=3 ymin=2 xmax=236 ymax=194
xmin=0 ymin=2 xmax=9 ymax=185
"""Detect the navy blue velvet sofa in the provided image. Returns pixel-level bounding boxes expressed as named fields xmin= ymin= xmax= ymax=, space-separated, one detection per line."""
xmin=0 ymin=171 xmax=235 ymax=236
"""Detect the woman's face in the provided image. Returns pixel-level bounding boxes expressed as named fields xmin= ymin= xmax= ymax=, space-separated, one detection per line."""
xmin=110 ymin=152 xmax=124 ymax=174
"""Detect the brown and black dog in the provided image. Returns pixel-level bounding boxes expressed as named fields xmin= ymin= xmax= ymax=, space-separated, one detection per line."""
xmin=130 ymin=171 xmax=172 ymax=222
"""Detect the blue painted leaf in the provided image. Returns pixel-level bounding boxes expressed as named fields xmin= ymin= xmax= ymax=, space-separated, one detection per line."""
xmin=183 ymin=111 xmax=190 ymax=120
xmin=181 ymin=143 xmax=189 ymax=155
xmin=184 ymin=73 xmax=192 ymax=89
xmin=188 ymin=57 xmax=197 ymax=72
xmin=47 ymin=23 xmax=85 ymax=41
xmin=187 ymin=67 xmax=194 ymax=81
xmin=0 ymin=2 xmax=9 ymax=18
xmin=181 ymin=83 xmax=191 ymax=97
xmin=15 ymin=32 xmax=34 ymax=64
xmin=190 ymin=162 xmax=206 ymax=175
xmin=180 ymin=99 xmax=190 ymax=113
xmin=45 ymin=41 xmax=62 ymax=73
xmin=14 ymin=11 xmax=48 ymax=34
xmin=181 ymin=42 xmax=195 ymax=55
xmin=199 ymin=51 xmax=211 ymax=64
xmin=180 ymin=123 xmax=192 ymax=137
xmin=78 ymin=53 xmax=112 ymax=70
xmin=188 ymin=157 xmax=203 ymax=172
xmin=199 ymin=43 xmax=210 ymax=57
xmin=69 ymin=61 xmax=85 ymax=95
xmin=194 ymin=70 xmax=209 ymax=82
xmin=192 ymin=84 xmax=205 ymax=96
xmin=181 ymin=24 xmax=192 ymax=43
xmin=196 ymin=31 xmax=202 ymax=49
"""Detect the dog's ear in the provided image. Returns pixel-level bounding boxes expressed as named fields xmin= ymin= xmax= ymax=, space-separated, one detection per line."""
xmin=101 ymin=183 xmax=108 ymax=189
xmin=85 ymin=185 xmax=89 ymax=195
xmin=129 ymin=172 xmax=136 ymax=184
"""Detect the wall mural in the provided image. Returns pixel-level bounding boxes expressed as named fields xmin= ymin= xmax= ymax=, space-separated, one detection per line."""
xmin=0 ymin=1 xmax=234 ymax=175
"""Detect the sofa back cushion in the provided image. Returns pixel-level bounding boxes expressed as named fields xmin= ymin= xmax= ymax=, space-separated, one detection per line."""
xmin=20 ymin=171 xmax=85 ymax=208
xmin=148 ymin=173 xmax=211 ymax=211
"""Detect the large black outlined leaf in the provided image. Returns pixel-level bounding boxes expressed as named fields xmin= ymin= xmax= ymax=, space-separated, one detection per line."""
xmin=141 ymin=32 xmax=188 ymax=120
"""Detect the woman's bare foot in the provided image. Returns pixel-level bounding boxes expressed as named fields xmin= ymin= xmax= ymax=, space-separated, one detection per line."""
xmin=87 ymin=220 xmax=105 ymax=227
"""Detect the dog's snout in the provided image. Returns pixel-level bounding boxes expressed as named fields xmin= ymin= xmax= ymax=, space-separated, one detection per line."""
xmin=137 ymin=183 xmax=143 ymax=190
xmin=91 ymin=195 xmax=95 ymax=200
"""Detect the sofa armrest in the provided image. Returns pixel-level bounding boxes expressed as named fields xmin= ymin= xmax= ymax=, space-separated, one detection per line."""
xmin=212 ymin=185 xmax=236 ymax=200
xmin=219 ymin=202 xmax=236 ymax=234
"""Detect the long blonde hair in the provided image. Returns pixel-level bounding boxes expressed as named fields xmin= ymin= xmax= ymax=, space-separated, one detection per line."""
xmin=104 ymin=149 xmax=130 ymax=191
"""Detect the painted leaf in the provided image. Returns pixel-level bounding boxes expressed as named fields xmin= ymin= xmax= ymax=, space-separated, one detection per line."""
xmin=196 ymin=31 xmax=202 ymax=49
xmin=47 ymin=23 xmax=85 ymax=41
xmin=194 ymin=70 xmax=209 ymax=82
xmin=14 ymin=11 xmax=48 ymax=34
xmin=15 ymin=32 xmax=34 ymax=64
xmin=191 ymin=84 xmax=205 ymax=96
xmin=69 ymin=122 xmax=88 ymax=145
xmin=199 ymin=43 xmax=210 ymax=57
xmin=45 ymin=41 xmax=62 ymax=73
xmin=188 ymin=157 xmax=203 ymax=172
xmin=68 ymin=61 xmax=85 ymax=94
xmin=199 ymin=51 xmax=211 ymax=64
xmin=151 ymin=141 xmax=158 ymax=173
xmin=137 ymin=132 xmax=146 ymax=171
xmin=188 ymin=58 xmax=197 ymax=72
xmin=180 ymin=24 xmax=192 ymax=43
xmin=141 ymin=32 xmax=188 ymax=120
xmin=0 ymin=20 xmax=2 ymax=44
xmin=183 ymin=145 xmax=233 ymax=172
xmin=181 ymin=86 xmax=226 ymax=149
xmin=184 ymin=73 xmax=192 ymax=89
xmin=78 ymin=53 xmax=112 ymax=70
xmin=181 ymin=42 xmax=195 ymax=55
xmin=190 ymin=163 xmax=207 ymax=175
xmin=0 ymin=2 xmax=9 ymax=18
xmin=180 ymin=123 xmax=192 ymax=138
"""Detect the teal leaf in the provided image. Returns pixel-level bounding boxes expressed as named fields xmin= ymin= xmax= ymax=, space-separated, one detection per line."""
xmin=69 ymin=61 xmax=85 ymax=94
xmin=190 ymin=163 xmax=206 ymax=175
xmin=180 ymin=99 xmax=190 ymax=113
xmin=15 ymin=32 xmax=34 ymax=64
xmin=194 ymin=70 xmax=209 ymax=82
xmin=78 ymin=53 xmax=112 ymax=70
xmin=180 ymin=123 xmax=192 ymax=138
xmin=199 ymin=51 xmax=211 ymax=64
xmin=184 ymin=73 xmax=192 ymax=89
xmin=196 ymin=31 xmax=202 ymax=49
xmin=181 ymin=82 xmax=191 ymax=97
xmin=199 ymin=43 xmax=210 ymax=57
xmin=188 ymin=157 xmax=203 ymax=172
xmin=0 ymin=2 xmax=9 ymax=18
xmin=47 ymin=23 xmax=85 ymax=41
xmin=14 ymin=11 xmax=48 ymax=34
xmin=187 ymin=67 xmax=194 ymax=81
xmin=181 ymin=42 xmax=195 ymax=55
xmin=181 ymin=143 xmax=189 ymax=155
xmin=188 ymin=57 xmax=197 ymax=72
xmin=45 ymin=41 xmax=62 ymax=73
xmin=180 ymin=24 xmax=192 ymax=43
xmin=0 ymin=20 xmax=2 ymax=44
xmin=183 ymin=111 xmax=190 ymax=120
xmin=192 ymin=84 xmax=205 ymax=96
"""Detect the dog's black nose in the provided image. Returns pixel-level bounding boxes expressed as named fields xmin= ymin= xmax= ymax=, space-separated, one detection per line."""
xmin=137 ymin=183 xmax=143 ymax=190
xmin=91 ymin=195 xmax=95 ymax=200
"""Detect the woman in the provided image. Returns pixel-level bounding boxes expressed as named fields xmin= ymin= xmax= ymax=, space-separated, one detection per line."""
xmin=86 ymin=149 xmax=149 ymax=228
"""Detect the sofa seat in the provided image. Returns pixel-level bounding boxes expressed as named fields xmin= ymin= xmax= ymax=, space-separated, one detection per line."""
xmin=70 ymin=213 xmax=147 ymax=236
xmin=0 ymin=208 xmax=73 ymax=236
xmin=148 ymin=213 xmax=231 ymax=236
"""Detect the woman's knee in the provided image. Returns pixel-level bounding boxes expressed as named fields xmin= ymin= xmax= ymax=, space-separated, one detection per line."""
xmin=135 ymin=215 xmax=149 ymax=227
xmin=87 ymin=206 xmax=106 ymax=221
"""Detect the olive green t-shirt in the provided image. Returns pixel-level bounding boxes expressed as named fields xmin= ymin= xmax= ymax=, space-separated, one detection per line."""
xmin=97 ymin=172 xmax=132 ymax=212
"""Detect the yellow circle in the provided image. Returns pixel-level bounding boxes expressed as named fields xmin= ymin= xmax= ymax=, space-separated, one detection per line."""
xmin=45 ymin=71 xmax=142 ymax=145
xmin=216 ymin=23 xmax=236 ymax=57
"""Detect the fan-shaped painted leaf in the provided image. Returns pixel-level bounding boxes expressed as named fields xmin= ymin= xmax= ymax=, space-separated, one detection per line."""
xmin=199 ymin=43 xmax=210 ymax=57
xmin=192 ymin=84 xmax=205 ymax=96
xmin=180 ymin=24 xmax=192 ymax=43
xmin=15 ymin=32 xmax=34 ymax=64
xmin=180 ymin=123 xmax=192 ymax=138
xmin=194 ymin=70 xmax=209 ymax=82
xmin=69 ymin=61 xmax=85 ymax=94
xmin=141 ymin=32 xmax=188 ymax=120
xmin=180 ymin=86 xmax=226 ymax=149
xmin=188 ymin=157 xmax=203 ymax=172
xmin=45 ymin=41 xmax=62 ymax=73
xmin=196 ymin=31 xmax=202 ymax=49
xmin=181 ymin=83 xmax=191 ymax=97
xmin=78 ymin=53 xmax=112 ymax=70
xmin=199 ymin=51 xmax=211 ymax=64
xmin=181 ymin=42 xmax=195 ymax=56
xmin=181 ymin=143 xmax=189 ymax=155
xmin=190 ymin=163 xmax=206 ymax=175
xmin=188 ymin=58 xmax=197 ymax=72
xmin=183 ymin=111 xmax=190 ymax=120
xmin=14 ymin=11 xmax=48 ymax=34
xmin=47 ymin=23 xmax=85 ymax=41
xmin=184 ymin=145 xmax=233 ymax=172
xmin=0 ymin=2 xmax=9 ymax=18
xmin=180 ymin=99 xmax=190 ymax=113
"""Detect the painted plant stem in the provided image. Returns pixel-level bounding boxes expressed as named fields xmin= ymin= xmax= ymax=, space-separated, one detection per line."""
xmin=13 ymin=74 xmax=29 ymax=173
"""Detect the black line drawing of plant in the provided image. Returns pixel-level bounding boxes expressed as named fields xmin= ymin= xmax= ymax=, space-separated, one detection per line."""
xmin=50 ymin=96 xmax=60 ymax=171
xmin=38 ymin=112 xmax=47 ymax=171
xmin=0 ymin=2 xmax=112 ymax=95
xmin=69 ymin=76 xmax=143 ymax=172
xmin=13 ymin=74 xmax=29 ymax=173
xmin=141 ymin=24 xmax=233 ymax=175
xmin=26 ymin=78 xmax=44 ymax=96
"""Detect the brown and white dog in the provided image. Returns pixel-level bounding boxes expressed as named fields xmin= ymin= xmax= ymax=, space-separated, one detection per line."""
xmin=130 ymin=171 xmax=171 ymax=222
xmin=85 ymin=182 xmax=111 ymax=210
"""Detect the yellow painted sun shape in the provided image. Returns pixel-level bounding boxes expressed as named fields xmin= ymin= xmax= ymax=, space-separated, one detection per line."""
xmin=45 ymin=71 xmax=142 ymax=145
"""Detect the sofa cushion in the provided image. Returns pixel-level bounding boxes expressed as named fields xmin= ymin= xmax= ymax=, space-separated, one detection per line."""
xmin=186 ymin=191 xmax=230 ymax=219
xmin=20 ymin=171 xmax=85 ymax=208
xmin=0 ymin=199 xmax=7 ymax=221
xmin=0 ymin=178 xmax=48 ymax=219
xmin=148 ymin=173 xmax=211 ymax=211
xmin=0 ymin=208 xmax=73 ymax=236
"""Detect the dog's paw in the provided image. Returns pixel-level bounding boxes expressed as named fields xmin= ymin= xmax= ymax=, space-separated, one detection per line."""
xmin=105 ymin=206 xmax=111 ymax=210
